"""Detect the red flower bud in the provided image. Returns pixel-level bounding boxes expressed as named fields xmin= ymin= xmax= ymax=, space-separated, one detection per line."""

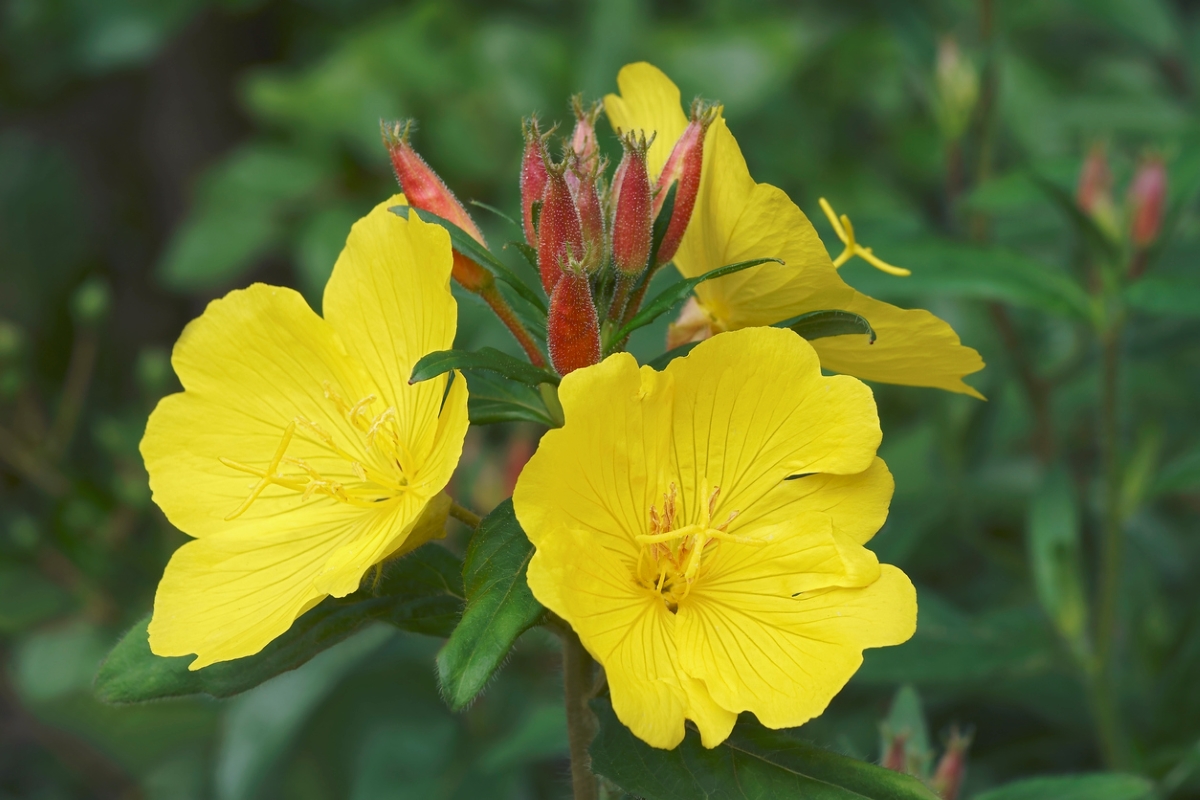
xmin=653 ymin=100 xmax=718 ymax=267
xmin=537 ymin=158 xmax=584 ymax=294
xmin=881 ymin=730 xmax=909 ymax=773
xmin=567 ymin=95 xmax=602 ymax=190
xmin=570 ymin=154 xmax=606 ymax=274
xmin=520 ymin=117 xmax=550 ymax=247
xmin=611 ymin=131 xmax=654 ymax=277
xmin=1129 ymin=155 xmax=1167 ymax=248
xmin=547 ymin=263 xmax=601 ymax=376
xmin=930 ymin=727 xmax=971 ymax=800
xmin=382 ymin=120 xmax=492 ymax=293
xmin=1077 ymin=143 xmax=1113 ymax=215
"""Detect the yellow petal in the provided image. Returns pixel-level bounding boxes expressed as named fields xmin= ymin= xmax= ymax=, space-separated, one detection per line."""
xmin=513 ymin=353 xmax=674 ymax=563
xmin=665 ymin=327 xmax=881 ymax=524
xmin=695 ymin=513 xmax=881 ymax=600
xmin=526 ymin=529 xmax=688 ymax=749
xmin=680 ymin=675 xmax=738 ymax=749
xmin=605 ymin=62 xmax=690 ymax=181
xmin=809 ymin=292 xmax=986 ymax=398
xmin=149 ymin=502 xmax=406 ymax=668
xmin=323 ymin=195 xmax=461 ymax=468
xmin=677 ymin=565 xmax=917 ymax=730
xmin=745 ymin=457 xmax=894 ymax=546
xmin=141 ymin=284 xmax=378 ymax=538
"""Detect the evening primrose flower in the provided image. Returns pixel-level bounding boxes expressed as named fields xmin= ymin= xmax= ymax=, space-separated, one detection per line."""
xmin=605 ymin=62 xmax=985 ymax=398
xmin=513 ymin=326 xmax=916 ymax=749
xmin=141 ymin=196 xmax=468 ymax=669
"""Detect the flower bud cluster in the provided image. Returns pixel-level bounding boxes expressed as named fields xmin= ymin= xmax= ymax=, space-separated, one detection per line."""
xmin=1074 ymin=143 xmax=1170 ymax=278
xmin=524 ymin=98 xmax=714 ymax=376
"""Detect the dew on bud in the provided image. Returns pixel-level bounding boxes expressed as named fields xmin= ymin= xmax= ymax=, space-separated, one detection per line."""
xmin=521 ymin=117 xmax=551 ymax=247
xmin=547 ymin=263 xmax=601 ymax=376
xmin=537 ymin=157 xmax=584 ymax=294
xmin=611 ymin=131 xmax=654 ymax=278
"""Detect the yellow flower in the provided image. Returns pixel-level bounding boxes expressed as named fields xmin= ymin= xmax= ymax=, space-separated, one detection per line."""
xmin=513 ymin=327 xmax=916 ymax=749
xmin=605 ymin=62 xmax=985 ymax=398
xmin=141 ymin=196 xmax=468 ymax=669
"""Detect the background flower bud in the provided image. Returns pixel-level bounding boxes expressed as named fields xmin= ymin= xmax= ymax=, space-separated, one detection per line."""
xmin=536 ymin=158 xmax=584 ymax=294
xmin=547 ymin=264 xmax=601 ymax=376
xmin=611 ymin=131 xmax=653 ymax=277
xmin=382 ymin=120 xmax=493 ymax=292
xmin=933 ymin=36 xmax=979 ymax=142
xmin=653 ymin=100 xmax=717 ymax=267
xmin=1076 ymin=142 xmax=1119 ymax=240
xmin=520 ymin=117 xmax=550 ymax=247
xmin=1128 ymin=154 xmax=1167 ymax=249
xmin=930 ymin=727 xmax=972 ymax=800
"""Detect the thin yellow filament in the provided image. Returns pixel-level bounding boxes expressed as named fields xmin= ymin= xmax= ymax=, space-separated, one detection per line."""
xmin=818 ymin=197 xmax=912 ymax=276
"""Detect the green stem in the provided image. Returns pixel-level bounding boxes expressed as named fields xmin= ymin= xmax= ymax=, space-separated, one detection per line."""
xmin=447 ymin=501 xmax=482 ymax=529
xmin=0 ymin=424 xmax=70 ymax=497
xmin=45 ymin=329 xmax=98 ymax=460
xmin=1093 ymin=322 xmax=1127 ymax=768
xmin=479 ymin=284 xmax=547 ymax=368
xmin=562 ymin=628 xmax=598 ymax=800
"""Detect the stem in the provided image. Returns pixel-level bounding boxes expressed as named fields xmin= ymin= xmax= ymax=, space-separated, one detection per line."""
xmin=447 ymin=501 xmax=482 ymax=529
xmin=969 ymin=0 xmax=998 ymax=241
xmin=479 ymin=284 xmax=547 ymax=367
xmin=0 ymin=424 xmax=70 ymax=497
xmin=45 ymin=329 xmax=98 ymax=460
xmin=1093 ymin=322 xmax=1127 ymax=768
xmin=988 ymin=304 xmax=1055 ymax=463
xmin=562 ymin=628 xmax=598 ymax=800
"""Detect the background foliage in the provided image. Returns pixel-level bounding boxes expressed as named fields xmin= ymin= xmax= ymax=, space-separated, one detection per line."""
xmin=2 ymin=0 xmax=1200 ymax=798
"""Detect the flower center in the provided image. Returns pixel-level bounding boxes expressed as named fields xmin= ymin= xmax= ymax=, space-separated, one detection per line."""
xmin=634 ymin=482 xmax=758 ymax=612
xmin=219 ymin=382 xmax=412 ymax=520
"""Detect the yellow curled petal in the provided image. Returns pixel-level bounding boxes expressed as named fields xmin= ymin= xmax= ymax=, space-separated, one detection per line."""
xmin=746 ymin=458 xmax=895 ymax=546
xmin=677 ymin=564 xmax=917 ymax=730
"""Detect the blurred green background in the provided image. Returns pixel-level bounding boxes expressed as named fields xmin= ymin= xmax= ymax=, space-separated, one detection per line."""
xmin=2 ymin=0 xmax=1200 ymax=798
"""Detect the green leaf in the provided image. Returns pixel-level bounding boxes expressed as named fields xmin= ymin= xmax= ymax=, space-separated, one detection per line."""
xmin=590 ymin=697 xmax=940 ymax=799
xmin=436 ymin=499 xmax=544 ymax=711
xmin=974 ymin=774 xmax=1155 ymax=800
xmin=1028 ymin=467 xmax=1089 ymax=660
xmin=1153 ymin=444 xmax=1200 ymax=495
xmin=882 ymin=685 xmax=931 ymax=774
xmin=94 ymin=545 xmax=463 ymax=703
xmin=1126 ymin=276 xmax=1200 ymax=318
xmin=609 ymin=257 xmax=783 ymax=352
xmin=410 ymin=347 xmax=559 ymax=387
xmin=777 ymin=310 xmax=876 ymax=343
xmin=648 ymin=182 xmax=678 ymax=268
xmin=863 ymin=238 xmax=1094 ymax=321
xmin=0 ymin=563 xmax=74 ymax=634
xmin=389 ymin=204 xmax=547 ymax=314
xmin=465 ymin=370 xmax=555 ymax=426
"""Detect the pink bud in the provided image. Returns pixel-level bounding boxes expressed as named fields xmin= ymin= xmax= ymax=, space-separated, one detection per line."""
xmin=931 ymin=727 xmax=972 ymax=800
xmin=520 ymin=117 xmax=550 ymax=247
xmin=567 ymin=95 xmax=602 ymax=190
xmin=881 ymin=730 xmax=909 ymax=773
xmin=1129 ymin=155 xmax=1167 ymax=248
xmin=547 ymin=263 xmax=601 ymax=376
xmin=611 ymin=131 xmax=654 ymax=278
xmin=1077 ymin=143 xmax=1113 ymax=216
xmin=570 ymin=155 xmax=606 ymax=274
xmin=654 ymin=100 xmax=718 ymax=267
xmin=382 ymin=120 xmax=493 ymax=293
xmin=537 ymin=158 xmax=584 ymax=294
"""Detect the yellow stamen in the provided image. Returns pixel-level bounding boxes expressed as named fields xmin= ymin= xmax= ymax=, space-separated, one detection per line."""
xmin=818 ymin=197 xmax=912 ymax=276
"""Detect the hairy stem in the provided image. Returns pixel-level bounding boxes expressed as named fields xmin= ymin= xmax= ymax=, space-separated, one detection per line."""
xmin=562 ymin=628 xmax=598 ymax=800
xmin=447 ymin=501 xmax=482 ymax=529
xmin=479 ymin=284 xmax=546 ymax=367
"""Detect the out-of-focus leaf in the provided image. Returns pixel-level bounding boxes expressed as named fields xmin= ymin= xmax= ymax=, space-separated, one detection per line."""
xmin=868 ymin=238 xmax=1094 ymax=320
xmin=436 ymin=500 xmax=545 ymax=711
xmin=974 ymin=773 xmax=1155 ymax=800
xmin=882 ymin=685 xmax=931 ymax=776
xmin=1072 ymin=0 xmax=1179 ymax=54
xmin=590 ymin=697 xmax=940 ymax=799
xmin=479 ymin=701 xmax=568 ymax=772
xmin=15 ymin=621 xmax=110 ymax=703
xmin=411 ymin=347 xmax=559 ymax=387
xmin=1028 ymin=467 xmax=1089 ymax=660
xmin=609 ymin=257 xmax=783 ymax=351
xmin=464 ymin=370 xmax=555 ymax=426
xmin=158 ymin=145 xmax=328 ymax=292
xmin=0 ymin=563 xmax=73 ymax=633
xmin=215 ymin=626 xmax=392 ymax=800
xmin=1029 ymin=173 xmax=1123 ymax=266
xmin=294 ymin=202 xmax=361 ymax=305
xmin=390 ymin=204 xmax=547 ymax=314
xmin=1153 ymin=445 xmax=1200 ymax=495
xmin=350 ymin=718 xmax=459 ymax=800
xmin=95 ymin=545 xmax=463 ymax=703
xmin=855 ymin=591 xmax=1056 ymax=686
xmin=1126 ymin=276 xmax=1200 ymax=318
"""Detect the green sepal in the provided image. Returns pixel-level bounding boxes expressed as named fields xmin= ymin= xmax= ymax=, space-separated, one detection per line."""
xmin=776 ymin=309 xmax=876 ymax=342
xmin=465 ymin=371 xmax=556 ymax=426
xmin=647 ymin=182 xmax=678 ymax=268
xmin=436 ymin=500 xmax=545 ymax=711
xmin=589 ymin=696 xmax=940 ymax=799
xmin=93 ymin=545 xmax=463 ymax=704
xmin=607 ymin=257 xmax=782 ymax=353
xmin=410 ymin=347 xmax=560 ymax=387
xmin=389 ymin=204 xmax=547 ymax=314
